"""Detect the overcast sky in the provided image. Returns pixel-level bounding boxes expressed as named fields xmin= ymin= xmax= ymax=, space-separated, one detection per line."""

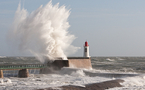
xmin=1 ymin=0 xmax=145 ymax=57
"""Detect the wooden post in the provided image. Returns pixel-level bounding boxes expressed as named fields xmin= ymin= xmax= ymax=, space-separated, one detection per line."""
xmin=0 ymin=70 xmax=3 ymax=78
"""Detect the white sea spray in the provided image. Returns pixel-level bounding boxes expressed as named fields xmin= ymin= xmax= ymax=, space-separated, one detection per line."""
xmin=8 ymin=1 xmax=80 ymax=62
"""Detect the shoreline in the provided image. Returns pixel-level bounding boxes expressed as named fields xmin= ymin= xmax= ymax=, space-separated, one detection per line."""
xmin=37 ymin=79 xmax=124 ymax=90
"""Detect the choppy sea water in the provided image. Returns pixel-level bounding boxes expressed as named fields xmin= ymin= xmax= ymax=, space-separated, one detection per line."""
xmin=1 ymin=57 xmax=145 ymax=90
xmin=91 ymin=57 xmax=145 ymax=90
xmin=92 ymin=57 xmax=145 ymax=73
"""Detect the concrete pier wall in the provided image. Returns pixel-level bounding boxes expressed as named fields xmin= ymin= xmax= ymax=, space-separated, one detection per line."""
xmin=0 ymin=57 xmax=92 ymax=77
xmin=68 ymin=57 xmax=92 ymax=69
xmin=47 ymin=60 xmax=69 ymax=70
xmin=40 ymin=60 xmax=69 ymax=74
xmin=40 ymin=57 xmax=92 ymax=74
xmin=18 ymin=69 xmax=29 ymax=78
xmin=46 ymin=57 xmax=92 ymax=69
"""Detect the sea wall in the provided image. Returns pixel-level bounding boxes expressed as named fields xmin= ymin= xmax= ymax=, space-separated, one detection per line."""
xmin=68 ymin=57 xmax=92 ymax=69
xmin=40 ymin=57 xmax=92 ymax=74
xmin=40 ymin=60 xmax=69 ymax=74
xmin=18 ymin=69 xmax=29 ymax=78
xmin=0 ymin=57 xmax=92 ymax=77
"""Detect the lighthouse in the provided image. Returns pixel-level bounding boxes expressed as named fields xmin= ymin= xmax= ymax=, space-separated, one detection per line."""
xmin=84 ymin=41 xmax=90 ymax=57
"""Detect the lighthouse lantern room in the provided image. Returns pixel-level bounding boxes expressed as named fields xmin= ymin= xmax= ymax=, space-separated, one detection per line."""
xmin=84 ymin=41 xmax=90 ymax=57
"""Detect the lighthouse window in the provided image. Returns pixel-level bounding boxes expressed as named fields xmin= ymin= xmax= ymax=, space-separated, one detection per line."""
xmin=85 ymin=48 xmax=87 ymax=52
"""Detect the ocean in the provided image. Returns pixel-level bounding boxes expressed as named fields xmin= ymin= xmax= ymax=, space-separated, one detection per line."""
xmin=92 ymin=57 xmax=145 ymax=73
xmin=0 ymin=57 xmax=145 ymax=90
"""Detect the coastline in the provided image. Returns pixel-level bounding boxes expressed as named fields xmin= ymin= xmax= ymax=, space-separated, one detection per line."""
xmin=37 ymin=79 xmax=124 ymax=90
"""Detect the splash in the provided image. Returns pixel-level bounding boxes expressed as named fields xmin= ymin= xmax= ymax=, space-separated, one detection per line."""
xmin=9 ymin=1 xmax=79 ymax=62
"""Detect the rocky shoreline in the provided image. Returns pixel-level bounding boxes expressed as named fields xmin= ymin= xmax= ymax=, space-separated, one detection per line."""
xmin=37 ymin=79 xmax=124 ymax=90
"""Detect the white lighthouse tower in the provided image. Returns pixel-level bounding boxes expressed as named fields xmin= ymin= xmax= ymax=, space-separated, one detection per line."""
xmin=84 ymin=41 xmax=90 ymax=57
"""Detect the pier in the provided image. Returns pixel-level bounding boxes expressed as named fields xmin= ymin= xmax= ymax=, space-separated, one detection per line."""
xmin=0 ymin=64 xmax=45 ymax=70
xmin=0 ymin=64 xmax=46 ymax=78
xmin=0 ymin=57 xmax=92 ymax=78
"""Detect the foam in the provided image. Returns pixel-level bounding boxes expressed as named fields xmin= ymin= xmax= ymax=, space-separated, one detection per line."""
xmin=0 ymin=68 xmax=144 ymax=90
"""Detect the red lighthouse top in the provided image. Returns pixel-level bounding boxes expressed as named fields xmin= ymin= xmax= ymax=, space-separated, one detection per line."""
xmin=84 ymin=41 xmax=89 ymax=46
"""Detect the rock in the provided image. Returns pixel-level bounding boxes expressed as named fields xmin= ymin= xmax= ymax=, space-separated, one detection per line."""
xmin=36 ymin=79 xmax=124 ymax=90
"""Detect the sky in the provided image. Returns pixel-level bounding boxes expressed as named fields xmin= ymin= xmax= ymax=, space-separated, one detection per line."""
xmin=1 ymin=0 xmax=145 ymax=57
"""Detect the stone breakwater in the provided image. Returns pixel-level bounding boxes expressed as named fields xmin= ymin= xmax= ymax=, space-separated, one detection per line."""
xmin=37 ymin=79 xmax=124 ymax=90
xmin=40 ymin=57 xmax=92 ymax=74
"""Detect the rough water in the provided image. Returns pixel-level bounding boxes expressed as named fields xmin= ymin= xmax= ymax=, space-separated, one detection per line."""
xmin=4 ymin=1 xmax=145 ymax=90
xmin=91 ymin=57 xmax=145 ymax=90
xmin=91 ymin=57 xmax=145 ymax=73
xmin=1 ymin=57 xmax=145 ymax=90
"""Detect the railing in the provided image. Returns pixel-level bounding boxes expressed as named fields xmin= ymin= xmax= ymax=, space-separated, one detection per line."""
xmin=0 ymin=64 xmax=47 ymax=70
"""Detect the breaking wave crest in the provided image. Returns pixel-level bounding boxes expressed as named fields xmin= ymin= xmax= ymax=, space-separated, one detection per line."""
xmin=8 ymin=1 xmax=80 ymax=62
